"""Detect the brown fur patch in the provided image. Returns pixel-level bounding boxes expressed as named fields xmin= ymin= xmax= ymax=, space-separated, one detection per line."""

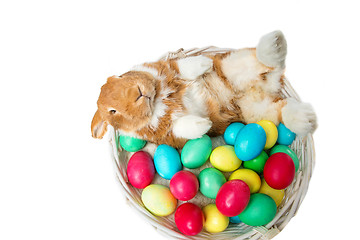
xmin=168 ymin=59 xmax=180 ymax=74
xmin=260 ymin=72 xmax=268 ymax=81
xmin=209 ymin=52 xmax=233 ymax=90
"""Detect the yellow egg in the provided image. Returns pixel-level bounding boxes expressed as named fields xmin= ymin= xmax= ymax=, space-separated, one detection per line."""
xmin=210 ymin=145 xmax=242 ymax=172
xmin=203 ymin=204 xmax=229 ymax=233
xmin=228 ymin=169 xmax=261 ymax=193
xmin=259 ymin=179 xmax=285 ymax=206
xmin=257 ymin=120 xmax=278 ymax=150
xmin=141 ymin=184 xmax=177 ymax=216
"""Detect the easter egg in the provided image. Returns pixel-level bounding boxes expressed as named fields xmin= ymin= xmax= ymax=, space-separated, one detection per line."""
xmin=141 ymin=184 xmax=177 ymax=217
xmin=210 ymin=145 xmax=242 ymax=172
xmin=243 ymin=151 xmax=269 ymax=174
xmin=119 ymin=135 xmax=147 ymax=152
xmin=170 ymin=170 xmax=199 ymax=201
xmin=224 ymin=122 xmax=245 ymax=145
xmin=228 ymin=169 xmax=261 ymax=194
xmin=229 ymin=216 xmax=241 ymax=224
xmin=175 ymin=203 xmax=204 ymax=236
xmin=259 ymin=179 xmax=285 ymax=206
xmin=154 ymin=144 xmax=182 ymax=180
xmin=277 ymin=123 xmax=296 ymax=145
xmin=203 ymin=204 xmax=229 ymax=233
xmin=216 ymin=180 xmax=250 ymax=217
xmin=181 ymin=135 xmax=212 ymax=169
xmin=127 ymin=151 xmax=155 ymax=189
xmin=270 ymin=145 xmax=299 ymax=172
xmin=198 ymin=168 xmax=226 ymax=199
xmin=257 ymin=120 xmax=278 ymax=150
xmin=264 ymin=152 xmax=295 ymax=190
xmin=234 ymin=123 xmax=266 ymax=161
xmin=238 ymin=193 xmax=277 ymax=226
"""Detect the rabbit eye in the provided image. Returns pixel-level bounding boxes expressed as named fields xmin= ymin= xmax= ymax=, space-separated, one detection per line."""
xmin=109 ymin=109 xmax=116 ymax=114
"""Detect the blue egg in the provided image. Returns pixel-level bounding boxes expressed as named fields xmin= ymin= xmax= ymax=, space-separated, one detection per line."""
xmin=154 ymin=145 xmax=182 ymax=180
xmin=277 ymin=123 xmax=296 ymax=145
xmin=229 ymin=215 xmax=242 ymax=224
xmin=234 ymin=123 xmax=266 ymax=161
xmin=224 ymin=122 xmax=245 ymax=145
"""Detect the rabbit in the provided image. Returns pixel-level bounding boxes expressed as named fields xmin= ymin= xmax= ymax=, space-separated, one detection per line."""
xmin=91 ymin=31 xmax=317 ymax=148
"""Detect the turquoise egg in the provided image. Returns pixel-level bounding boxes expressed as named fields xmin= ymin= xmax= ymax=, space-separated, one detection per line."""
xmin=277 ymin=123 xmax=296 ymax=145
xmin=181 ymin=135 xmax=212 ymax=169
xmin=234 ymin=123 xmax=266 ymax=161
xmin=198 ymin=168 xmax=226 ymax=199
xmin=119 ymin=135 xmax=147 ymax=152
xmin=224 ymin=122 xmax=245 ymax=145
xmin=154 ymin=145 xmax=182 ymax=180
xmin=229 ymin=215 xmax=242 ymax=224
xmin=238 ymin=193 xmax=277 ymax=226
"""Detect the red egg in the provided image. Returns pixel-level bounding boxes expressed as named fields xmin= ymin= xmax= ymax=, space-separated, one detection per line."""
xmin=170 ymin=170 xmax=199 ymax=201
xmin=175 ymin=203 xmax=204 ymax=236
xmin=263 ymin=152 xmax=295 ymax=190
xmin=127 ymin=151 xmax=155 ymax=189
xmin=215 ymin=179 xmax=250 ymax=217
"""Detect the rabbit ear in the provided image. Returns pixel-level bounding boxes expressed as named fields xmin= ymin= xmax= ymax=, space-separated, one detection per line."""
xmin=91 ymin=110 xmax=108 ymax=139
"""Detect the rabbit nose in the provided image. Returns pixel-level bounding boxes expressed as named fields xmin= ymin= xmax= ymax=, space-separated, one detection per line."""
xmin=137 ymin=86 xmax=143 ymax=96
xmin=137 ymin=86 xmax=152 ymax=100
xmin=135 ymin=87 xmax=143 ymax=102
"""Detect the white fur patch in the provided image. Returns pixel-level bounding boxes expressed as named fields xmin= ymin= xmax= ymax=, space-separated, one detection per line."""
xmin=177 ymin=55 xmax=213 ymax=80
xmin=149 ymin=97 xmax=167 ymax=128
xmin=239 ymin=96 xmax=280 ymax=125
xmin=173 ymin=115 xmax=212 ymax=139
xmin=262 ymin=70 xmax=283 ymax=93
xmin=282 ymin=98 xmax=317 ymax=136
xmin=182 ymin=81 xmax=208 ymax=117
xmin=221 ymin=49 xmax=268 ymax=92
xmin=256 ymin=30 xmax=287 ymax=68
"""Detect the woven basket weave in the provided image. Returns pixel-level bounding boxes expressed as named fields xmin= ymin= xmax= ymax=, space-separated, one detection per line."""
xmin=108 ymin=47 xmax=315 ymax=240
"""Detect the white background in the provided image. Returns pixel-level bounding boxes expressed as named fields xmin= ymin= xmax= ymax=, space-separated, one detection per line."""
xmin=1 ymin=0 xmax=359 ymax=239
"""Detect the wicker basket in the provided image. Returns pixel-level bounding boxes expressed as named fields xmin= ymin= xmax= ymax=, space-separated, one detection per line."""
xmin=108 ymin=47 xmax=316 ymax=240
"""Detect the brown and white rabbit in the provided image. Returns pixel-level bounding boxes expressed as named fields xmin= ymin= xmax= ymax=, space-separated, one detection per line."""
xmin=91 ymin=31 xmax=317 ymax=148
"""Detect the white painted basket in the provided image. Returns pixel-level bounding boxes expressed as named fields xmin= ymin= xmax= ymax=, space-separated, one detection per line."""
xmin=109 ymin=47 xmax=315 ymax=240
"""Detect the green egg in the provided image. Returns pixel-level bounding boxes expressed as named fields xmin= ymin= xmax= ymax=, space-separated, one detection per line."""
xmin=243 ymin=151 xmax=269 ymax=174
xmin=198 ymin=168 xmax=226 ymax=199
xmin=181 ymin=135 xmax=212 ymax=169
xmin=119 ymin=135 xmax=147 ymax=152
xmin=270 ymin=145 xmax=299 ymax=172
xmin=238 ymin=193 xmax=277 ymax=226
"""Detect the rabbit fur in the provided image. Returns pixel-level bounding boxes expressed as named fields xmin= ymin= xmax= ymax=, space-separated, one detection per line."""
xmin=91 ymin=31 xmax=317 ymax=148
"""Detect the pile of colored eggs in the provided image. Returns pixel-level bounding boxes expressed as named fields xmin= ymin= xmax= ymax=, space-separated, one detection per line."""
xmin=121 ymin=119 xmax=300 ymax=236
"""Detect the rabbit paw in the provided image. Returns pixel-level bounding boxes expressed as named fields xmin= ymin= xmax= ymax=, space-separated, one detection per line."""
xmin=256 ymin=30 xmax=287 ymax=68
xmin=282 ymin=98 xmax=317 ymax=137
xmin=173 ymin=115 xmax=212 ymax=139
xmin=177 ymin=55 xmax=213 ymax=80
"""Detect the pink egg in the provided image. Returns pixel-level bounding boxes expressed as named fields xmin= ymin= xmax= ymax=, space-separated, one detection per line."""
xmin=127 ymin=151 xmax=155 ymax=189
xmin=175 ymin=203 xmax=204 ymax=236
xmin=216 ymin=180 xmax=250 ymax=217
xmin=264 ymin=152 xmax=295 ymax=190
xmin=170 ymin=170 xmax=199 ymax=201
